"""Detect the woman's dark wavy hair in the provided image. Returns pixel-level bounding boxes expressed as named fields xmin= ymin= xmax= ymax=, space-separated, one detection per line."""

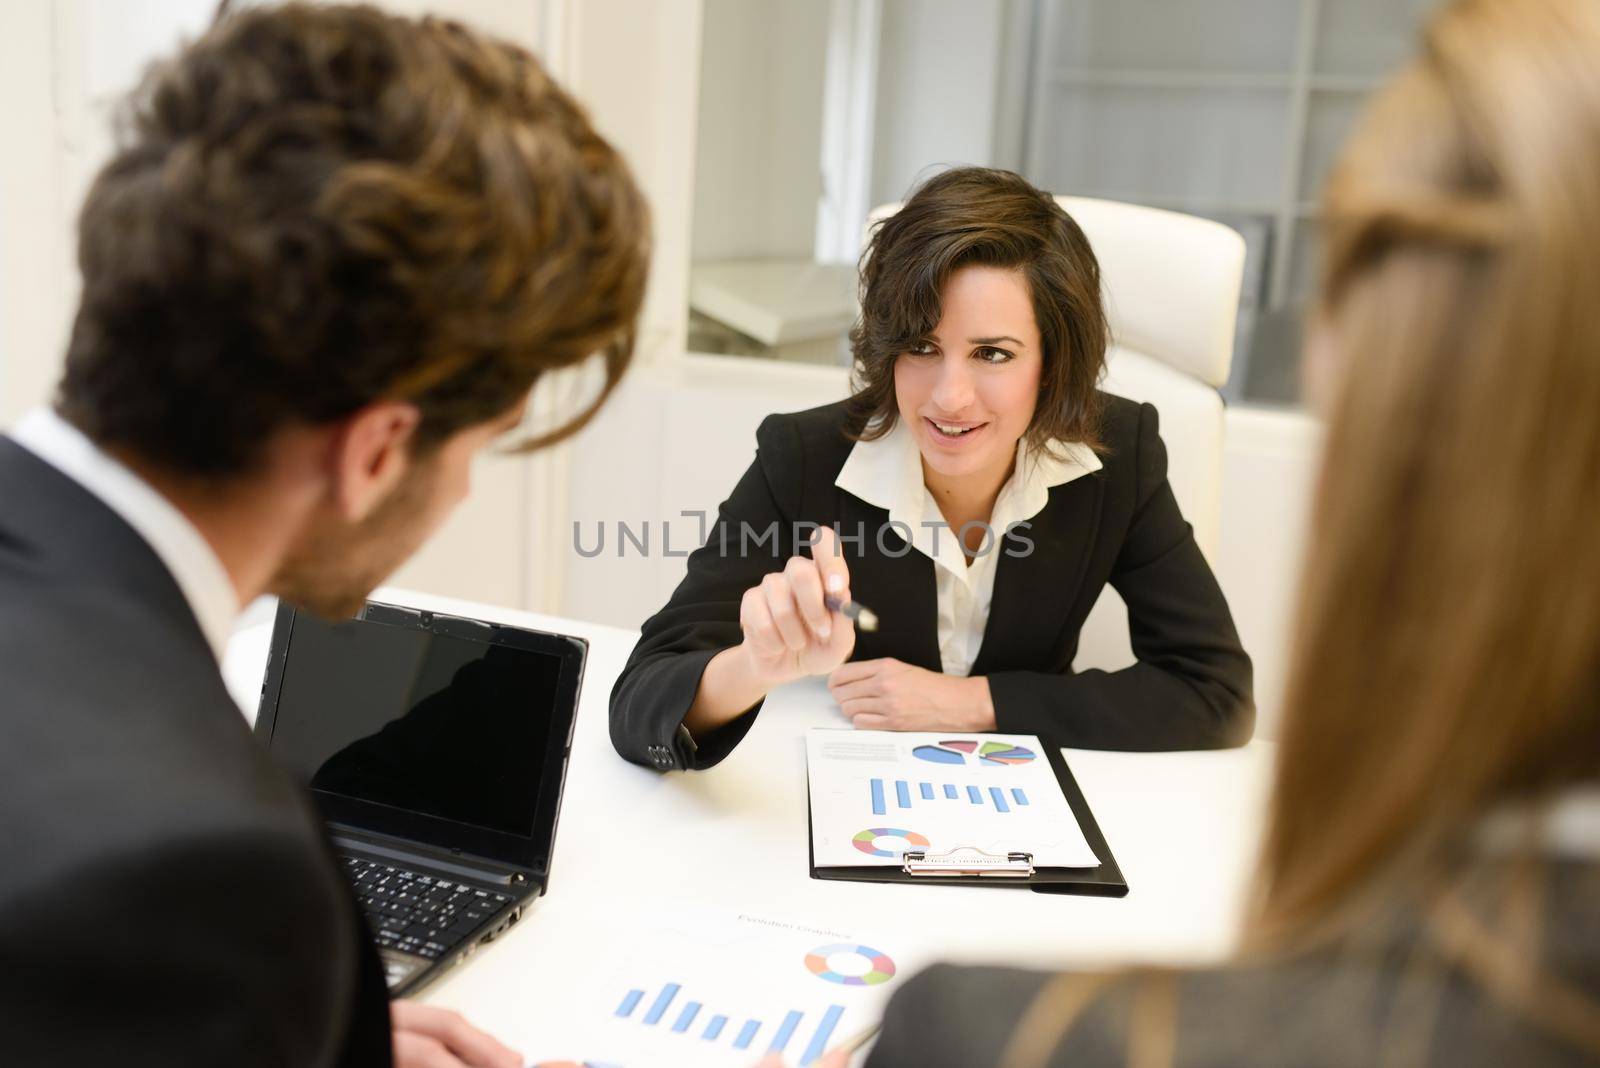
xmin=58 ymin=2 xmax=649 ymax=477
xmin=845 ymin=167 xmax=1108 ymax=454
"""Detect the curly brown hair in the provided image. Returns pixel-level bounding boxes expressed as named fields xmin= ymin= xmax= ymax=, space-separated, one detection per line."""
xmin=58 ymin=2 xmax=649 ymax=477
xmin=846 ymin=167 xmax=1107 ymax=454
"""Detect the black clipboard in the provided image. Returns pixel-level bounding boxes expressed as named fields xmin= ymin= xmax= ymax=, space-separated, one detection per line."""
xmin=807 ymin=740 xmax=1128 ymax=897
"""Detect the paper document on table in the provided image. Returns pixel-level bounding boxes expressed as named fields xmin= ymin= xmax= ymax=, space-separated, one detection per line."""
xmin=517 ymin=905 xmax=923 ymax=1068
xmin=806 ymin=728 xmax=1099 ymax=869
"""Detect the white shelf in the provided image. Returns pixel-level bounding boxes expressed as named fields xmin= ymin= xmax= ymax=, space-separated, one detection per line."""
xmin=688 ymin=259 xmax=858 ymax=348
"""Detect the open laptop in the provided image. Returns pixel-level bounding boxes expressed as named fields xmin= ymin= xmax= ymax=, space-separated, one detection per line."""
xmin=252 ymin=599 xmax=584 ymax=995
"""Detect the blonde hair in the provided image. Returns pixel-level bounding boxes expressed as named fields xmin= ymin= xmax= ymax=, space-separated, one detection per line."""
xmin=1255 ymin=0 xmax=1600 ymax=952
xmin=1011 ymin=0 xmax=1600 ymax=1061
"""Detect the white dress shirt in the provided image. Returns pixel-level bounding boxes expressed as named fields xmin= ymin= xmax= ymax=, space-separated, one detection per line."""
xmin=834 ymin=417 xmax=1102 ymax=676
xmin=11 ymin=408 xmax=239 ymax=662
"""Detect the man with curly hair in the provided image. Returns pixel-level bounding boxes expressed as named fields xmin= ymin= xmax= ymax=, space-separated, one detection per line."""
xmin=0 ymin=5 xmax=647 ymax=1065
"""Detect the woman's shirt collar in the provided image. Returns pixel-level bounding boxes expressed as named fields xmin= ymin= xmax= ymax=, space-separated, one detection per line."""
xmin=834 ymin=415 xmax=1102 ymax=577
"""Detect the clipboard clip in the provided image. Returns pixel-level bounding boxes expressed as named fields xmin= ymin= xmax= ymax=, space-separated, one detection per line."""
xmin=901 ymin=846 xmax=1036 ymax=878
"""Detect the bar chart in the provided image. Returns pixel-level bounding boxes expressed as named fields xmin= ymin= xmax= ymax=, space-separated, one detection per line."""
xmin=613 ymin=980 xmax=847 ymax=1065
xmin=517 ymin=904 xmax=914 ymax=1068
xmin=869 ymin=776 xmax=1028 ymax=814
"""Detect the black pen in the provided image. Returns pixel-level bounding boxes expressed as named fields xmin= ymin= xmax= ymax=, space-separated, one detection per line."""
xmin=824 ymin=595 xmax=879 ymax=633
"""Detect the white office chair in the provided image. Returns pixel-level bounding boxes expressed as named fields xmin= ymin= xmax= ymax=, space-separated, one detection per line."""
xmin=563 ymin=198 xmax=1246 ymax=678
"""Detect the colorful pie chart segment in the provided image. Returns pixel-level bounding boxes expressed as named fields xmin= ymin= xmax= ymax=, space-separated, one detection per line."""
xmin=851 ymin=827 xmax=929 ymax=858
xmin=912 ymin=739 xmax=1036 ymax=766
xmin=979 ymin=742 xmax=1036 ymax=765
xmin=805 ymin=943 xmax=898 ymax=986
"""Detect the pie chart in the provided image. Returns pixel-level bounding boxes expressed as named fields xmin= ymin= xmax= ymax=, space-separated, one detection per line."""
xmin=852 ymin=827 xmax=929 ymax=857
xmin=912 ymin=739 xmax=1036 ymax=766
xmin=911 ymin=739 xmax=973 ymax=764
xmin=977 ymin=741 xmax=1036 ymax=765
xmin=805 ymin=943 xmax=897 ymax=986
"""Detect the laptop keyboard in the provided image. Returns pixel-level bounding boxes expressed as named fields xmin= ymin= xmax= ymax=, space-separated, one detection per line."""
xmin=343 ymin=855 xmax=513 ymax=960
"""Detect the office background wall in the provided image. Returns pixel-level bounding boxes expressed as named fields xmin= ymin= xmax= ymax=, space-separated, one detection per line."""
xmin=0 ymin=0 xmax=1322 ymax=738
xmin=0 ymin=0 xmax=700 ymax=613
xmin=870 ymin=0 xmax=1009 ymax=208
xmin=693 ymin=0 xmax=829 ymax=263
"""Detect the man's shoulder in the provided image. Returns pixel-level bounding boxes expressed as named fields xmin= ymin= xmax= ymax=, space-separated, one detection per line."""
xmin=0 ymin=677 xmax=363 ymax=1062
xmin=0 ymin=583 xmax=321 ymax=894
xmin=0 ymin=436 xmax=211 ymax=644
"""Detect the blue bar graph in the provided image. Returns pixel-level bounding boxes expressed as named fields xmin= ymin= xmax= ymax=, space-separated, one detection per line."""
xmin=880 ymin=779 xmax=1029 ymax=810
xmin=615 ymin=989 xmax=644 ymax=1018
xmin=616 ymin=982 xmax=855 ymax=1062
xmin=643 ymin=983 xmax=680 ymax=1025
xmin=769 ymin=1010 xmax=804 ymax=1053
xmin=672 ymin=1001 xmax=702 ymax=1033
xmin=800 ymin=1005 xmax=846 ymax=1065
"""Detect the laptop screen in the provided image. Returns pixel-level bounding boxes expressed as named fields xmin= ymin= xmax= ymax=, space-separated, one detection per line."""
xmin=257 ymin=602 xmax=582 ymax=871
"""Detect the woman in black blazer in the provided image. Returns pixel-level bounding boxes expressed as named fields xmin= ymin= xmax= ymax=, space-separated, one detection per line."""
xmin=610 ymin=168 xmax=1252 ymax=771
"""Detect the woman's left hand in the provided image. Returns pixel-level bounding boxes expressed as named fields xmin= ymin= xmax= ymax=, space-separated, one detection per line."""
xmin=827 ymin=658 xmax=996 ymax=732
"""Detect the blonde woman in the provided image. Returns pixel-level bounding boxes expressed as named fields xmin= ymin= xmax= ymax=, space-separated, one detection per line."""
xmin=866 ymin=0 xmax=1600 ymax=1064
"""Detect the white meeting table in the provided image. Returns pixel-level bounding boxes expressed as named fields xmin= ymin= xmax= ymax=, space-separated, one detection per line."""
xmin=224 ymin=587 xmax=1275 ymax=1055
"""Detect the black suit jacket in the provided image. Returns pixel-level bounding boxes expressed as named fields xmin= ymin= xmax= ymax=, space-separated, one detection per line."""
xmin=867 ymin=856 xmax=1600 ymax=1067
xmin=610 ymin=395 xmax=1253 ymax=770
xmin=0 ymin=438 xmax=392 ymax=1065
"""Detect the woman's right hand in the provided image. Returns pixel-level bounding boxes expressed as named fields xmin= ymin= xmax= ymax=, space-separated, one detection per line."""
xmin=736 ymin=526 xmax=856 ymax=688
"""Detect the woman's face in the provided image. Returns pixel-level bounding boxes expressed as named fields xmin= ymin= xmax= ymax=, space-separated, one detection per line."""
xmin=894 ymin=265 xmax=1043 ymax=488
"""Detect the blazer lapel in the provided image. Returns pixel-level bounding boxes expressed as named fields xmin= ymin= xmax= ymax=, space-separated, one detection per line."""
xmin=969 ymin=473 xmax=1105 ymax=676
xmin=834 ymin=491 xmax=942 ymax=671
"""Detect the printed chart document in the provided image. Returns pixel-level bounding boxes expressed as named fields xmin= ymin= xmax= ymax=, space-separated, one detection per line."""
xmin=520 ymin=905 xmax=923 ymax=1068
xmin=806 ymin=729 xmax=1099 ymax=869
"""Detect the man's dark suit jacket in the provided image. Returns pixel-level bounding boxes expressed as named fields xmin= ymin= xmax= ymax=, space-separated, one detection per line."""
xmin=610 ymin=395 xmax=1253 ymax=771
xmin=0 ymin=438 xmax=392 ymax=1065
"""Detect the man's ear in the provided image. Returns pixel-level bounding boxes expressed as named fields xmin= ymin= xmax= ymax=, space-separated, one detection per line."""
xmin=328 ymin=401 xmax=423 ymax=522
